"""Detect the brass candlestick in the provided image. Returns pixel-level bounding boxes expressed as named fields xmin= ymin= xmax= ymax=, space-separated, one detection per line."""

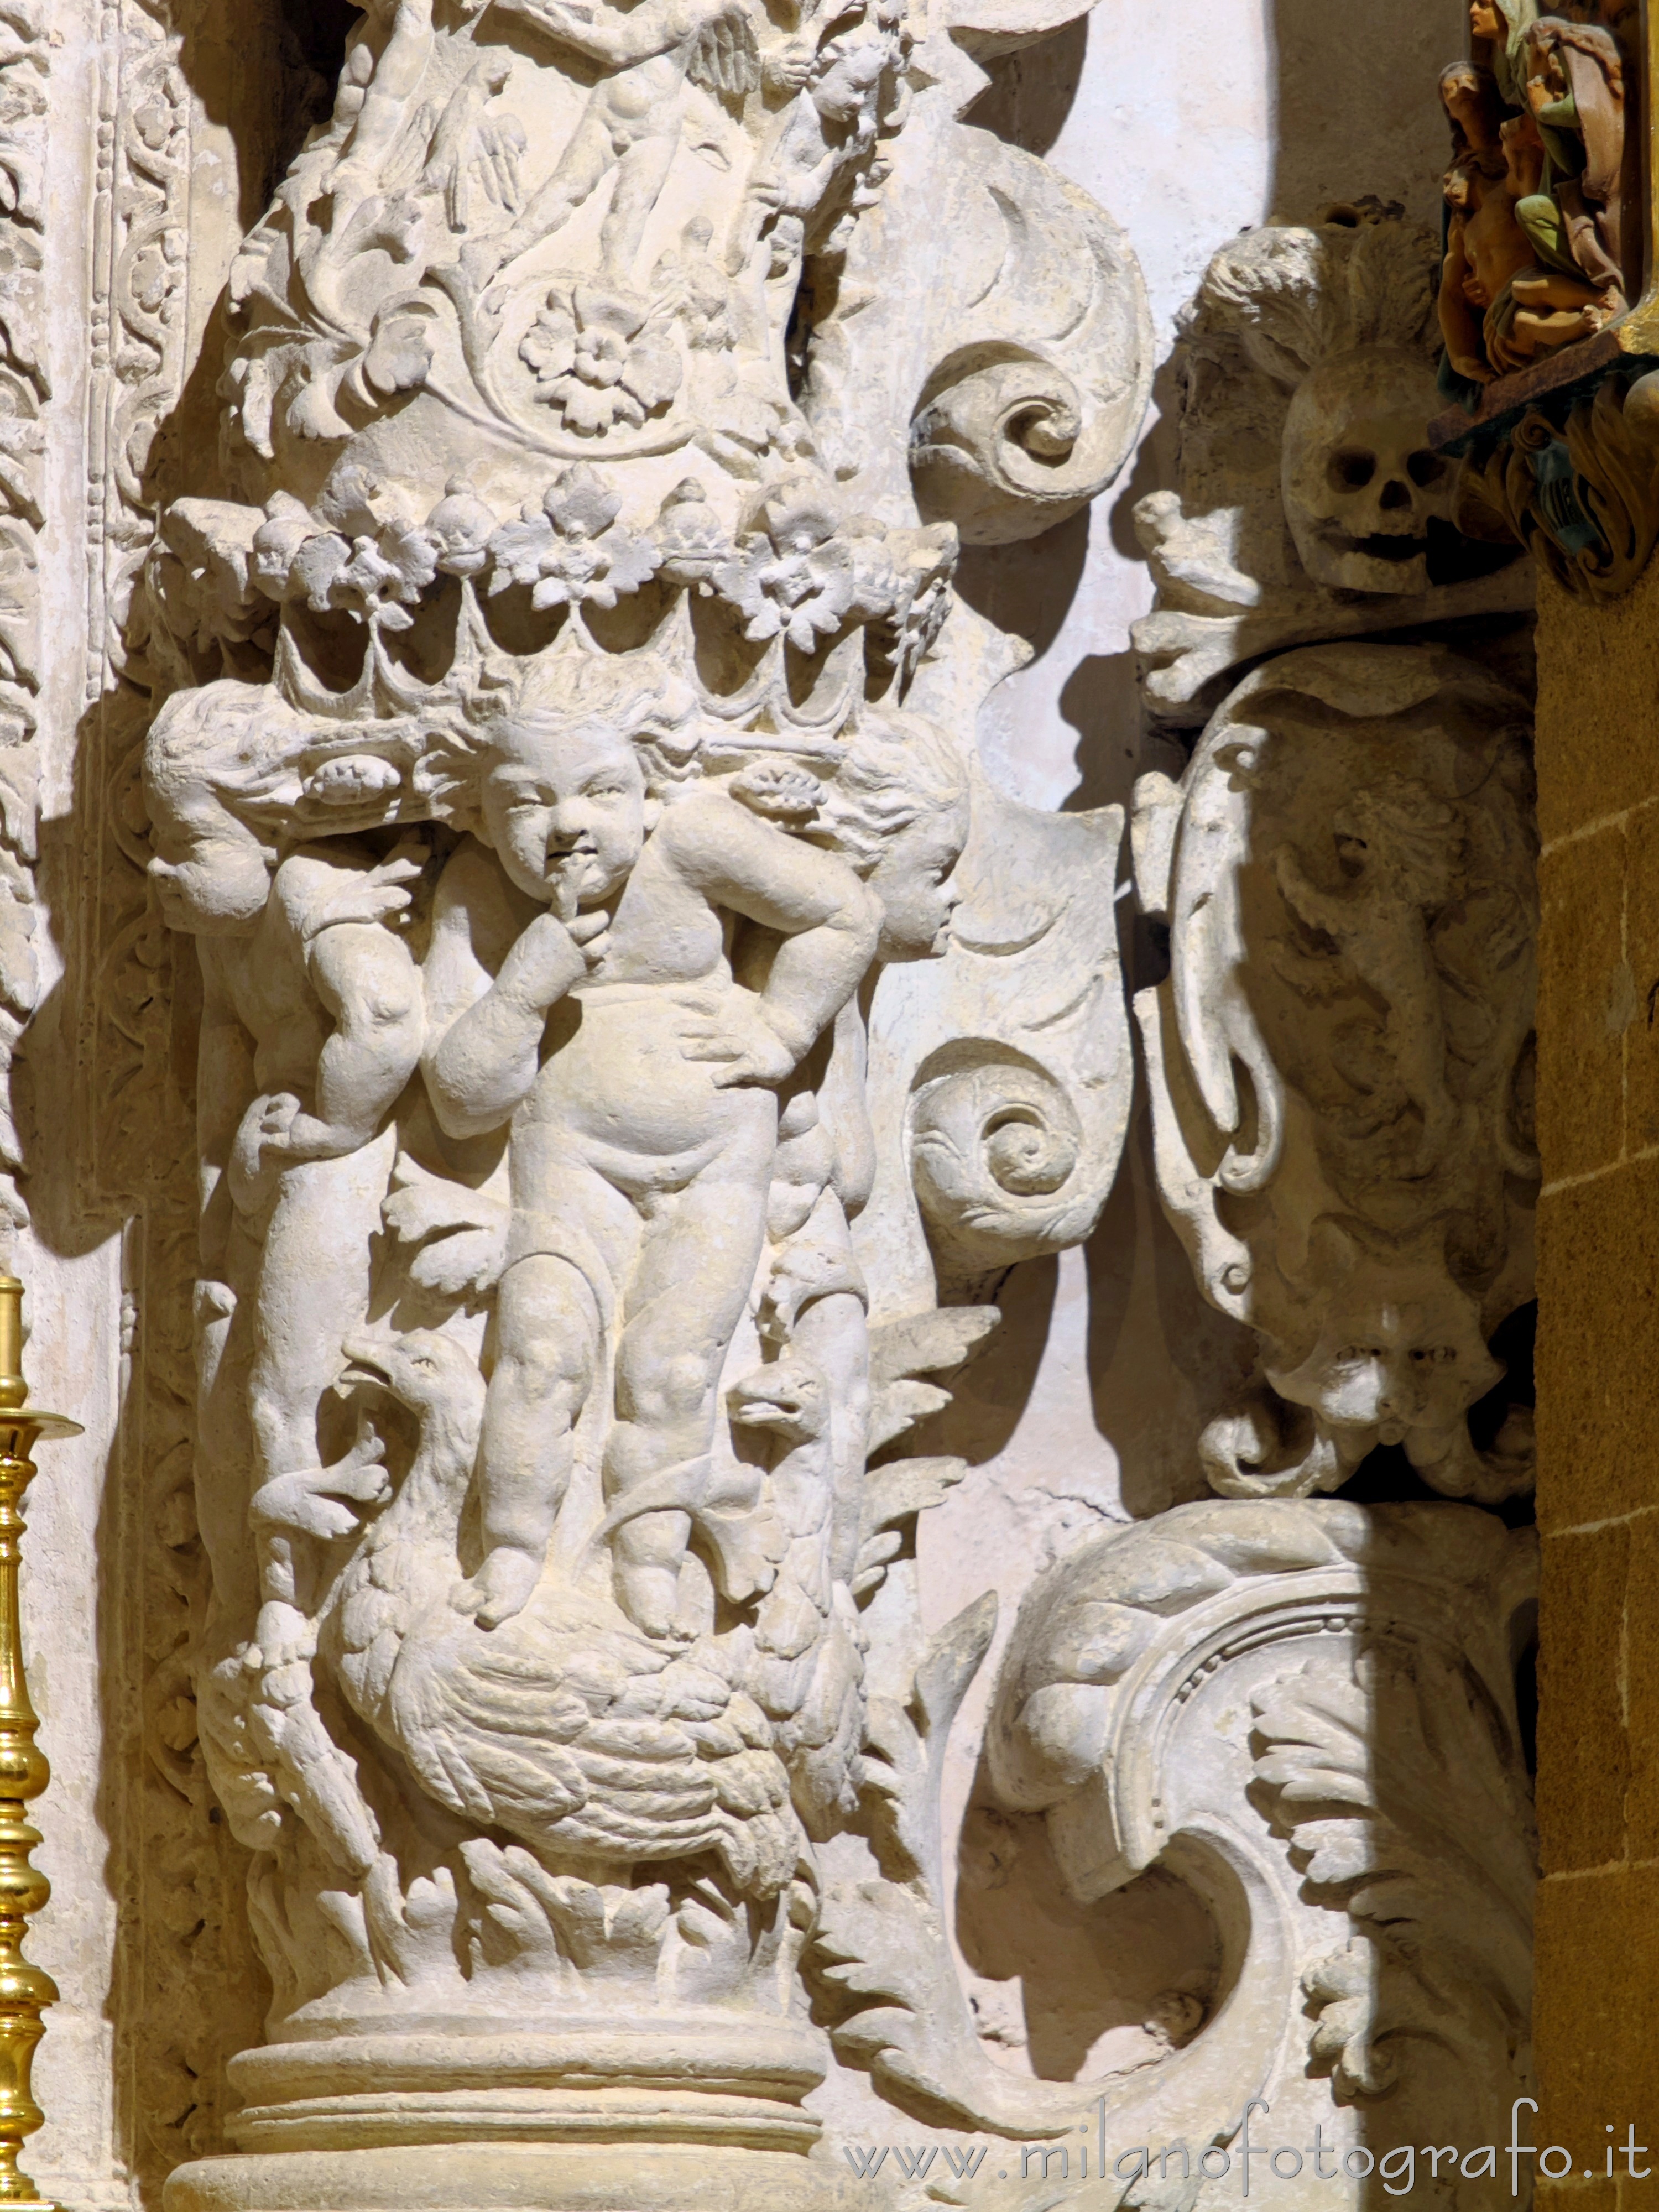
xmin=0 ymin=1275 xmax=79 ymax=2210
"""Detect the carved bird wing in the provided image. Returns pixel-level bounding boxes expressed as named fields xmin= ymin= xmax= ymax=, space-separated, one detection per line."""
xmin=386 ymin=1625 xmax=801 ymax=1893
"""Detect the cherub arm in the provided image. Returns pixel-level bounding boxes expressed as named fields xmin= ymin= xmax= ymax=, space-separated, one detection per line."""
xmin=749 ymin=105 xmax=840 ymax=221
xmin=660 ymin=789 xmax=880 ymax=1082
xmin=421 ymin=838 xmax=520 ymax=1046
xmin=246 ymin=844 xmax=426 ymax=1168
xmin=498 ymin=0 xmax=732 ymax=70
xmin=425 ymin=916 xmax=597 ymax=1136
xmin=423 ymin=843 xmax=599 ymax=1139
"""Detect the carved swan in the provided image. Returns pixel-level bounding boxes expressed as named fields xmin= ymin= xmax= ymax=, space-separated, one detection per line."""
xmin=316 ymin=1328 xmax=802 ymax=1900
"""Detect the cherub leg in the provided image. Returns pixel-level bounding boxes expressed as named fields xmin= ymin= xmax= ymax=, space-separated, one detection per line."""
xmin=470 ymin=1253 xmax=601 ymax=1627
xmin=781 ymin=1195 xmax=869 ymax=1585
xmin=598 ymin=128 xmax=679 ymax=284
xmin=606 ymin=1136 xmax=773 ymax=1637
xmin=463 ymin=102 xmax=615 ymax=286
xmin=248 ymin=1145 xmax=393 ymax=1485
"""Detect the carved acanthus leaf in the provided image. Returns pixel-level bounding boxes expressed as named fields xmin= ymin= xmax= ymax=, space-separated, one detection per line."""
xmin=1251 ymin=1646 xmax=1535 ymax=2101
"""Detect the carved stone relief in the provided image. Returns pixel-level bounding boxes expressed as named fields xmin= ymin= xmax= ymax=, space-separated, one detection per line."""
xmin=1134 ymin=205 xmax=1533 ymax=729
xmin=96 ymin=0 xmax=1152 ymax=2203
xmin=14 ymin=1 xmax=1550 ymax=2205
xmin=1109 ymin=153 xmax=1542 ymax=2212
xmin=983 ymin=1500 xmax=1537 ymax=2198
xmin=1133 ymin=643 xmax=1538 ymax=1506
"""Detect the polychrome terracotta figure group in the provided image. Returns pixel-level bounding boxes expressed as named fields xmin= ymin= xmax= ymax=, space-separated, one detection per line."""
xmin=1438 ymin=0 xmax=1635 ymax=385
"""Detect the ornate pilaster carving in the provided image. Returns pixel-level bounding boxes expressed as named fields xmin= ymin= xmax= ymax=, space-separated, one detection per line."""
xmin=1114 ymin=165 xmax=1542 ymax=2212
xmin=0 ymin=0 xmax=52 ymax=1240
xmin=81 ymin=0 xmax=270 ymax=2192
xmin=97 ymin=0 xmax=1147 ymax=2204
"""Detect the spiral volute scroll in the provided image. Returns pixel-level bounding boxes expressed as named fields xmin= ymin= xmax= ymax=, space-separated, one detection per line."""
xmin=909 ymin=1053 xmax=1092 ymax=1290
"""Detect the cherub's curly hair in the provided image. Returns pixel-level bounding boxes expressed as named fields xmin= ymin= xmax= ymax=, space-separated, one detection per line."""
xmin=457 ymin=648 xmax=703 ymax=796
xmin=1194 ymin=203 xmax=1440 ymax=390
xmin=143 ymin=677 xmax=308 ymax=830
xmin=815 ymin=709 xmax=967 ymax=875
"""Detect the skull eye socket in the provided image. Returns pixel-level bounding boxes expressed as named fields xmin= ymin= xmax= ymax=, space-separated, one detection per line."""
xmin=1407 ymin=449 xmax=1447 ymax=489
xmin=1327 ymin=450 xmax=1376 ymax=492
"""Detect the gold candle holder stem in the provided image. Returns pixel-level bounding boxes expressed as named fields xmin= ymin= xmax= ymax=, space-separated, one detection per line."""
xmin=0 ymin=1275 xmax=80 ymax=2211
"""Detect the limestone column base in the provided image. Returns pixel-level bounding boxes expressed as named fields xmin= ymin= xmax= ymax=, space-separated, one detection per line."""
xmin=164 ymin=2143 xmax=869 ymax=2212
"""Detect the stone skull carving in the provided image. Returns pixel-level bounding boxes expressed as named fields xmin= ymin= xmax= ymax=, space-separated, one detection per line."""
xmin=1281 ymin=346 xmax=1452 ymax=593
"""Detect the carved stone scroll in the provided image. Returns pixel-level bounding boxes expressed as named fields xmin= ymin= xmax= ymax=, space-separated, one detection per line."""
xmin=813 ymin=1498 xmax=1536 ymax=2202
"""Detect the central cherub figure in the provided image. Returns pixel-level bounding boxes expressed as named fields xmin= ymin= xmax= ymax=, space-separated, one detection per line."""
xmin=423 ymin=654 xmax=879 ymax=1635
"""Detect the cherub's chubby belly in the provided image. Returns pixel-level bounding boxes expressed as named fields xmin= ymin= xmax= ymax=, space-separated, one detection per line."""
xmin=515 ymin=981 xmax=774 ymax=1186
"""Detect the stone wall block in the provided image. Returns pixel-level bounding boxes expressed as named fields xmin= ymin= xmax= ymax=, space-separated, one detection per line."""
xmin=1536 ymin=1520 xmax=1629 ymax=1873
xmin=1537 ymin=1159 xmax=1659 ymax=1531
xmin=1538 ymin=822 xmax=1626 ymax=1182
xmin=1536 ymin=562 xmax=1659 ymax=847
xmin=1535 ymin=1863 xmax=1659 ymax=2153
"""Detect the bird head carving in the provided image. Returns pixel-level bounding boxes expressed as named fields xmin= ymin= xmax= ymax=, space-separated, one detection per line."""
xmin=337 ymin=1328 xmax=487 ymax=1450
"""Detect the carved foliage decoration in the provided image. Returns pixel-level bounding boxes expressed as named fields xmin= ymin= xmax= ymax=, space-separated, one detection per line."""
xmin=1134 ymin=643 xmax=1538 ymax=1506
xmin=1451 ymin=364 xmax=1659 ymax=602
xmin=814 ymin=1499 xmax=1535 ymax=2193
xmin=79 ymin=0 xmax=276 ymax=2193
